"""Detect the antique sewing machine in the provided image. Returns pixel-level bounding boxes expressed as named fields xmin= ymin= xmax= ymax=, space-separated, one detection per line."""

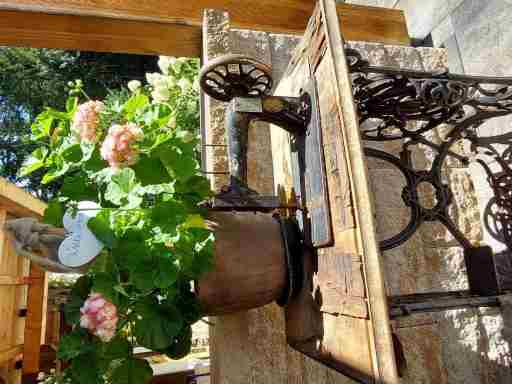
xmin=199 ymin=1 xmax=512 ymax=382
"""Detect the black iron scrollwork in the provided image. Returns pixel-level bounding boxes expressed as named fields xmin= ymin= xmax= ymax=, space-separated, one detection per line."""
xmin=346 ymin=47 xmax=512 ymax=255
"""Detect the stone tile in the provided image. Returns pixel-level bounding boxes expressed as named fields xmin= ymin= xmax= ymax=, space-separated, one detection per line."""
xmin=269 ymin=34 xmax=301 ymax=85
xmin=394 ymin=322 xmax=448 ymax=384
xmin=452 ymin=0 xmax=512 ymax=76
xmin=397 ymin=0 xmax=466 ymax=39
xmin=431 ymin=15 xmax=455 ymax=47
xmin=443 ymin=35 xmax=465 ymax=74
xmin=476 ymin=308 xmax=512 ymax=384
xmin=416 ymin=46 xmax=448 ymax=71
xmin=439 ymin=309 xmax=483 ymax=384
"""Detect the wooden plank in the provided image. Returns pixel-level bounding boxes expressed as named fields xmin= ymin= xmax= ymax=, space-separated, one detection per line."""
xmin=0 ymin=0 xmax=410 ymax=45
xmin=0 ymin=345 xmax=22 ymax=365
xmin=0 ymin=178 xmax=46 ymax=219
xmin=0 ymin=276 xmax=30 ymax=286
xmin=22 ymin=264 xmax=48 ymax=377
xmin=274 ymin=1 xmax=400 ymax=383
xmin=0 ymin=10 xmax=201 ymax=57
xmin=319 ymin=0 xmax=399 ymax=382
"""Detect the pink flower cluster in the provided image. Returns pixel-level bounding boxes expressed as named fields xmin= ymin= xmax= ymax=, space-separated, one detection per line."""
xmin=100 ymin=123 xmax=143 ymax=169
xmin=80 ymin=293 xmax=118 ymax=342
xmin=71 ymin=101 xmax=104 ymax=143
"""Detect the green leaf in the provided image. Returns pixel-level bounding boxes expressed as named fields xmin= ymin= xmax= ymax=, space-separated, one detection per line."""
xmin=84 ymin=148 xmax=108 ymax=174
xmin=122 ymin=93 xmax=149 ymax=119
xmin=80 ymin=141 xmax=96 ymax=163
xmin=43 ymin=199 xmax=65 ymax=227
xmin=134 ymin=299 xmax=183 ymax=350
xmin=64 ymin=276 xmax=91 ymax=326
xmin=70 ymin=353 xmax=101 ymax=384
xmin=30 ymin=111 xmax=54 ymax=140
xmin=101 ymin=336 xmax=131 ymax=361
xmin=130 ymin=261 xmax=155 ymax=291
xmin=60 ymin=174 xmax=97 ymax=201
xmin=63 ymin=295 xmax=84 ymax=326
xmin=113 ymin=284 xmax=130 ymax=297
xmin=87 ymin=210 xmax=115 ymax=248
xmin=158 ymin=146 xmax=197 ymax=182
xmin=143 ymin=183 xmax=175 ymax=195
xmin=132 ymin=154 xmax=171 ymax=186
xmin=61 ymin=143 xmax=82 ymax=163
xmin=57 ymin=331 xmax=86 ymax=361
xmin=92 ymin=272 xmax=118 ymax=303
xmin=72 ymin=275 xmax=93 ymax=299
xmin=161 ymin=325 xmax=192 ymax=360
xmin=179 ymin=175 xmax=212 ymax=198
xmin=151 ymin=200 xmax=186 ymax=229
xmin=112 ymin=230 xmax=150 ymax=270
xmin=153 ymin=256 xmax=178 ymax=289
xmin=111 ymin=358 xmax=153 ymax=384
xmin=41 ymin=156 xmax=70 ymax=184
xmin=18 ymin=147 xmax=48 ymax=177
xmin=176 ymin=290 xmax=201 ymax=325
xmin=105 ymin=168 xmax=143 ymax=208
xmin=181 ymin=214 xmax=208 ymax=230
xmin=66 ymin=96 xmax=78 ymax=114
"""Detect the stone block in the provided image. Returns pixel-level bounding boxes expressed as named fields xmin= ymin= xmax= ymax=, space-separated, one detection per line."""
xmin=438 ymin=308 xmax=483 ymax=384
xmin=394 ymin=321 xmax=448 ymax=384
xmin=396 ymin=0 xmax=465 ymax=39
xmin=452 ymin=0 xmax=512 ymax=77
xmin=431 ymin=15 xmax=455 ymax=47
xmin=420 ymin=168 xmax=482 ymax=247
xmin=269 ymin=34 xmax=301 ymax=85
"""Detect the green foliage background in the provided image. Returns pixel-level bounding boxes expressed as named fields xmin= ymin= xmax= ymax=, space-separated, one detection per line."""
xmin=0 ymin=48 xmax=158 ymax=199
xmin=22 ymin=56 xmax=209 ymax=384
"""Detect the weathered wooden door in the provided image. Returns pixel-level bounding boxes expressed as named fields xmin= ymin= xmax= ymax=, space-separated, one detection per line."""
xmin=271 ymin=0 xmax=399 ymax=383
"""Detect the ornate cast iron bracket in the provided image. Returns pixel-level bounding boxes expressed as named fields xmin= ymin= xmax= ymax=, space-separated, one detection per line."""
xmin=346 ymin=47 xmax=512 ymax=295
xmin=200 ymin=54 xmax=312 ymax=211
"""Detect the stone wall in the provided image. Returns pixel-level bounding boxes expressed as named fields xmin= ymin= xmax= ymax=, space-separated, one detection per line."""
xmin=356 ymin=42 xmax=512 ymax=384
xmin=202 ymin=9 xmax=511 ymax=384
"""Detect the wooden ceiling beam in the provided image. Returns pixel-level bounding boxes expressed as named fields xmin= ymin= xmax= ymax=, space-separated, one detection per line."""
xmin=0 ymin=1 xmax=409 ymax=51
xmin=0 ymin=10 xmax=201 ymax=56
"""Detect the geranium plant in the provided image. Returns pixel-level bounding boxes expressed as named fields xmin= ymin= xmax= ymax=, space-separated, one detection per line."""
xmin=21 ymin=57 xmax=214 ymax=384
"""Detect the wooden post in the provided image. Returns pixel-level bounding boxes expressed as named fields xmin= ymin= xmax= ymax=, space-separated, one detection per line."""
xmin=22 ymin=264 xmax=48 ymax=383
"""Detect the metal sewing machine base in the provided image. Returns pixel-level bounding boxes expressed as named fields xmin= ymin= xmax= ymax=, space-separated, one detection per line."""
xmin=347 ymin=47 xmax=512 ymax=300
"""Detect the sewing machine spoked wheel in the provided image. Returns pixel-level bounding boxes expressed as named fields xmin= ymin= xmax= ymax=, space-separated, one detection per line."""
xmin=200 ymin=54 xmax=273 ymax=102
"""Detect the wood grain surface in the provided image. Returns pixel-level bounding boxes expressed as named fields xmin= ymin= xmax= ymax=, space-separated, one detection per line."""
xmin=0 ymin=0 xmax=409 ymax=57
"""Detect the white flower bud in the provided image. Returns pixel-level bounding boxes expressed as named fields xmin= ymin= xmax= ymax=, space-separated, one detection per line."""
xmin=152 ymin=87 xmax=171 ymax=103
xmin=177 ymin=78 xmax=190 ymax=92
xmin=127 ymin=80 xmax=141 ymax=93
xmin=158 ymin=56 xmax=177 ymax=75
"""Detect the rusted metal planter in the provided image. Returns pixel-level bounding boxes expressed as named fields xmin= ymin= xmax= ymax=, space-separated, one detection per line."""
xmin=196 ymin=211 xmax=299 ymax=315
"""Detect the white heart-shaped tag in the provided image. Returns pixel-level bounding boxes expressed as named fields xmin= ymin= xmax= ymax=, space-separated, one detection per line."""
xmin=58 ymin=201 xmax=104 ymax=267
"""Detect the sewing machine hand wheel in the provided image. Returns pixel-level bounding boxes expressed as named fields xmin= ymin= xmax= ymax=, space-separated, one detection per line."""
xmin=200 ymin=54 xmax=273 ymax=101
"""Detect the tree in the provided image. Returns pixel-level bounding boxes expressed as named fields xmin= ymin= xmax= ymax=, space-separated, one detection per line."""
xmin=0 ymin=47 xmax=158 ymax=199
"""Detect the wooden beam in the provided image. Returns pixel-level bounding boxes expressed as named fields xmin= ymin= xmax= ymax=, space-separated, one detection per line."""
xmin=0 ymin=10 xmax=201 ymax=56
xmin=22 ymin=264 xmax=48 ymax=377
xmin=0 ymin=1 xmax=409 ymax=48
xmin=0 ymin=178 xmax=46 ymax=219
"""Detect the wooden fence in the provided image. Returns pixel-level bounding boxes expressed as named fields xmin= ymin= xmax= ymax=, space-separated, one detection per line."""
xmin=0 ymin=178 xmax=48 ymax=384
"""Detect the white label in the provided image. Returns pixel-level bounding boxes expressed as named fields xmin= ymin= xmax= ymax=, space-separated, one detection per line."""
xmin=58 ymin=201 xmax=104 ymax=267
xmin=234 ymin=97 xmax=263 ymax=113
